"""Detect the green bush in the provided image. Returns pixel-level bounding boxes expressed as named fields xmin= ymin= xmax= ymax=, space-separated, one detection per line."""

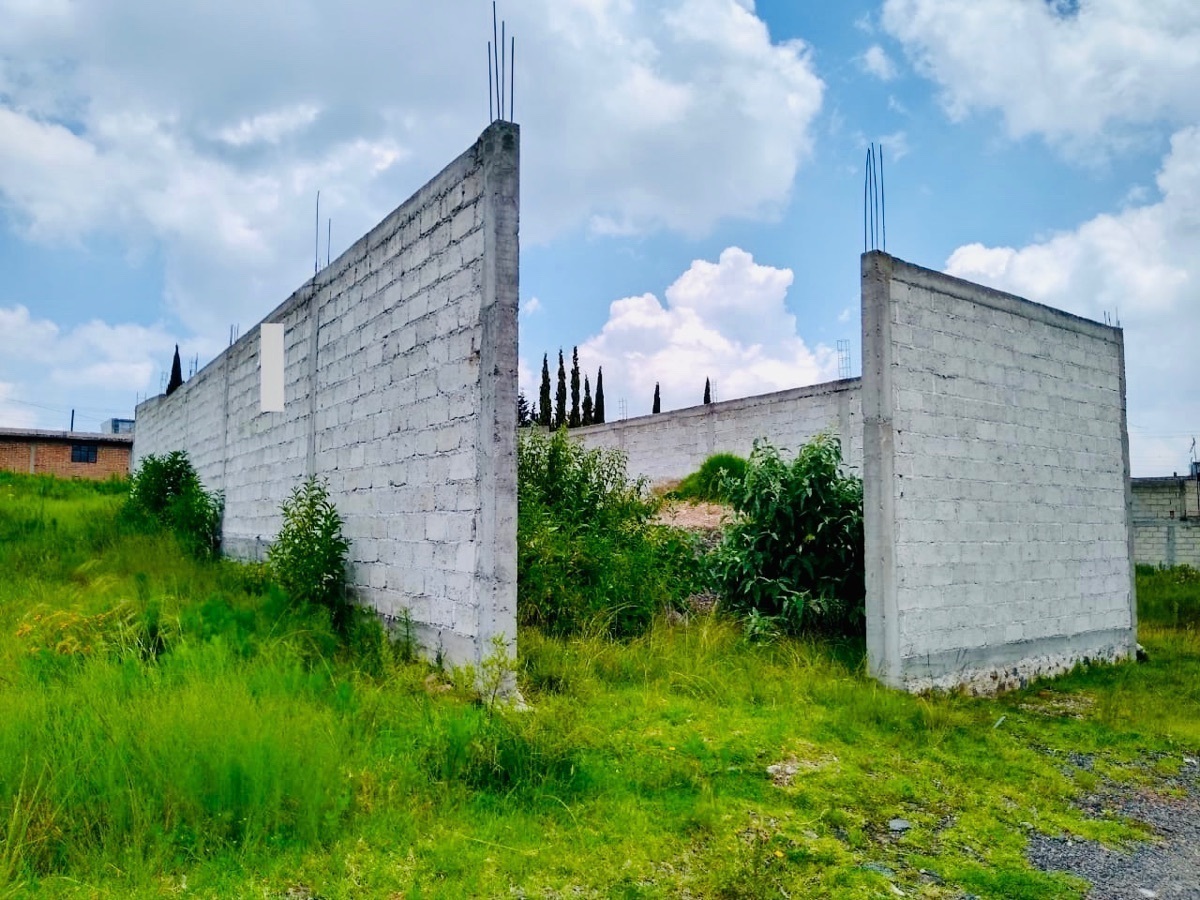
xmin=671 ymin=452 xmax=747 ymax=503
xmin=267 ymin=476 xmax=351 ymax=631
xmin=711 ymin=435 xmax=863 ymax=637
xmin=126 ymin=451 xmax=222 ymax=558
xmin=518 ymin=428 xmax=703 ymax=637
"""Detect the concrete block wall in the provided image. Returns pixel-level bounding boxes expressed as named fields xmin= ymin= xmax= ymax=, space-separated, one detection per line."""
xmin=571 ymin=380 xmax=862 ymax=485
xmin=862 ymin=252 xmax=1136 ymax=692
xmin=1131 ymin=478 xmax=1200 ymax=567
xmin=134 ymin=122 xmax=519 ymax=667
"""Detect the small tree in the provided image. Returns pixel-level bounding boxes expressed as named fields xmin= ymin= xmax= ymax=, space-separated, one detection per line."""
xmin=703 ymin=378 xmax=711 ymax=405
xmin=268 ymin=477 xmax=351 ymax=631
xmin=538 ymin=354 xmax=552 ymax=427
xmin=166 ymin=345 xmax=184 ymax=396
xmin=127 ymin=450 xmax=222 ymax=558
xmin=652 ymin=383 xmax=661 ymax=414
xmin=517 ymin=391 xmax=531 ymax=427
xmin=554 ymin=349 xmax=568 ymax=429
xmin=594 ymin=368 xmax=605 ymax=424
xmin=581 ymin=375 xmax=593 ymax=426
xmin=569 ymin=347 xmax=581 ymax=428
xmin=712 ymin=435 xmax=864 ymax=636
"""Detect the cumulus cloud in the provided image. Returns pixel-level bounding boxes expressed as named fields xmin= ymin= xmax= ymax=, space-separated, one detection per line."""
xmin=943 ymin=127 xmax=1200 ymax=475
xmin=0 ymin=0 xmax=824 ymax=349
xmin=882 ymin=0 xmax=1200 ymax=151
xmin=860 ymin=45 xmax=898 ymax=81
xmin=576 ymin=247 xmax=836 ymax=417
xmin=0 ymin=304 xmax=189 ymax=428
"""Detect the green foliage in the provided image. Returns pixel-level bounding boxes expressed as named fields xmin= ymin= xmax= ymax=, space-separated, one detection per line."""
xmin=555 ymin=349 xmax=568 ymax=429
xmin=267 ymin=476 xmax=351 ymax=631
xmin=538 ymin=353 xmax=553 ymax=427
xmin=1136 ymin=564 xmax=1200 ymax=630
xmin=126 ymin=451 xmax=222 ymax=558
xmin=517 ymin=428 xmax=703 ymax=637
xmin=712 ymin=435 xmax=864 ymax=636
xmin=671 ymin=452 xmax=747 ymax=503
xmin=2 ymin=472 xmax=1200 ymax=896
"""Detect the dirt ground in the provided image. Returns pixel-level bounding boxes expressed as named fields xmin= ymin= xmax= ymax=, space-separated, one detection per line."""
xmin=654 ymin=499 xmax=730 ymax=531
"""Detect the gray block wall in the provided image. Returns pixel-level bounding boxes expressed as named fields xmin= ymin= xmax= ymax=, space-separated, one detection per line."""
xmin=1131 ymin=477 xmax=1200 ymax=567
xmin=133 ymin=122 xmax=520 ymax=667
xmin=571 ymin=380 xmax=862 ymax=485
xmin=862 ymin=251 xmax=1136 ymax=692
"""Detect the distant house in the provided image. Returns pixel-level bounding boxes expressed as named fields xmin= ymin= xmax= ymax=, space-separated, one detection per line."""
xmin=0 ymin=428 xmax=133 ymax=480
xmin=101 ymin=418 xmax=136 ymax=435
xmin=1131 ymin=466 xmax=1200 ymax=568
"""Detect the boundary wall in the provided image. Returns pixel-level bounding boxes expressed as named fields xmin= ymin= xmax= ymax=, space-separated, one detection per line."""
xmin=133 ymin=122 xmax=519 ymax=667
xmin=862 ymin=252 xmax=1136 ymax=691
xmin=1131 ymin=477 xmax=1200 ymax=568
xmin=572 ymin=379 xmax=862 ymax=484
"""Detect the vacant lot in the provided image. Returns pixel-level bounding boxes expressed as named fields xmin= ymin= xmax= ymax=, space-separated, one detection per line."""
xmin=1 ymin=473 xmax=1197 ymax=898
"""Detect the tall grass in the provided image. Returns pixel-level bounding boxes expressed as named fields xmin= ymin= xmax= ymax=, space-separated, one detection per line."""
xmin=0 ymin=473 xmax=1197 ymax=897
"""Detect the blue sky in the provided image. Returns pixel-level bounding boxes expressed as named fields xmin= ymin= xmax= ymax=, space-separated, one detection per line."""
xmin=1 ymin=0 xmax=1196 ymax=474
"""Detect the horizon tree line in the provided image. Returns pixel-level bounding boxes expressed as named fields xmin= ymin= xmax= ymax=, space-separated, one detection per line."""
xmin=520 ymin=359 xmax=717 ymax=426
xmin=518 ymin=347 xmax=606 ymax=429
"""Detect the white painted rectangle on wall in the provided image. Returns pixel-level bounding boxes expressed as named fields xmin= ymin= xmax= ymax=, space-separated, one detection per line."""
xmin=260 ymin=323 xmax=285 ymax=412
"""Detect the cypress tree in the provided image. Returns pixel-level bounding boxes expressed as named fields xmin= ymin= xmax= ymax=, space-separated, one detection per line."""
xmin=594 ymin=368 xmax=605 ymax=424
xmin=554 ymin=349 xmax=567 ymax=429
xmin=538 ymin=354 xmax=552 ymax=427
xmin=652 ymin=382 xmax=661 ymax=414
xmin=581 ymin=375 xmax=593 ymax=426
xmin=569 ymin=346 xmax=581 ymax=428
xmin=517 ymin=391 xmax=531 ymax=426
xmin=166 ymin=345 xmax=183 ymax=396
xmin=703 ymin=377 xmax=711 ymax=404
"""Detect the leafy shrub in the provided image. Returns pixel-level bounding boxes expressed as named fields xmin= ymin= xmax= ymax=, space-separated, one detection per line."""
xmin=267 ymin=476 xmax=351 ymax=631
xmin=671 ymin=452 xmax=747 ymax=503
xmin=711 ymin=435 xmax=864 ymax=636
xmin=518 ymin=428 xmax=703 ymax=637
xmin=126 ymin=451 xmax=222 ymax=558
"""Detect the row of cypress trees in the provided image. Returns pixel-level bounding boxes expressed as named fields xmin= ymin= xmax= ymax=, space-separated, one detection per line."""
xmin=520 ymin=347 xmax=605 ymax=428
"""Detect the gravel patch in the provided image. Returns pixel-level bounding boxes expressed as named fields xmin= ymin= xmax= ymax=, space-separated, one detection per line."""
xmin=1027 ymin=756 xmax=1200 ymax=898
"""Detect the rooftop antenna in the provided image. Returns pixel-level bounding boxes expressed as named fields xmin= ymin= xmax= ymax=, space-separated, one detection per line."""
xmin=327 ymin=218 xmax=332 ymax=268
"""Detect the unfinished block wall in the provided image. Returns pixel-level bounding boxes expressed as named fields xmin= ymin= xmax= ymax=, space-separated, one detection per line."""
xmin=134 ymin=122 xmax=519 ymax=667
xmin=862 ymin=252 xmax=1136 ymax=692
xmin=572 ymin=380 xmax=862 ymax=485
xmin=1131 ymin=477 xmax=1200 ymax=567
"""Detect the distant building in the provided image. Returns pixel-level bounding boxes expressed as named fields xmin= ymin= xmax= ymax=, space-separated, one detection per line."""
xmin=1131 ymin=473 xmax=1200 ymax=568
xmin=0 ymin=428 xmax=133 ymax=481
xmin=101 ymin=418 xmax=136 ymax=434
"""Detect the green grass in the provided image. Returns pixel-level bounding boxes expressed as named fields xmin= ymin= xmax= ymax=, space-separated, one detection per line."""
xmin=0 ymin=472 xmax=1197 ymax=897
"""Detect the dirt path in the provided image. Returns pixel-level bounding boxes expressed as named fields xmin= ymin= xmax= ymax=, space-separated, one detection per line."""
xmin=1027 ymin=756 xmax=1200 ymax=898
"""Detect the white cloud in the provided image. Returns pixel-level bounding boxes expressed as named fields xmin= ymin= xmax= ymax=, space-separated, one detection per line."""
xmin=0 ymin=383 xmax=38 ymax=429
xmin=520 ymin=296 xmax=543 ymax=318
xmin=0 ymin=304 xmax=191 ymax=429
xmin=577 ymin=247 xmax=836 ymax=416
xmin=943 ymin=127 xmax=1200 ymax=475
xmin=0 ymin=0 xmax=824 ymax=347
xmin=215 ymin=104 xmax=322 ymax=147
xmin=860 ymin=45 xmax=897 ymax=81
xmin=882 ymin=0 xmax=1200 ymax=152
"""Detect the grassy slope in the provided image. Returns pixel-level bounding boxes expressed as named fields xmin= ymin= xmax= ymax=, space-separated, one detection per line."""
xmin=0 ymin=473 xmax=1197 ymax=898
